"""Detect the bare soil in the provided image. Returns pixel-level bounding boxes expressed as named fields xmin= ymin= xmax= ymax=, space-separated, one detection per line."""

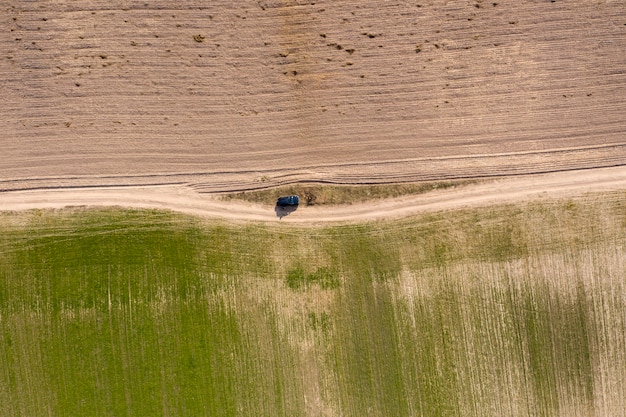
xmin=1 ymin=1 xmax=625 ymax=195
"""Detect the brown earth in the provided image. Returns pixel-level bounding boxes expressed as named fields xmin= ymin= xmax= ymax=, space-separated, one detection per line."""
xmin=1 ymin=1 xmax=625 ymax=194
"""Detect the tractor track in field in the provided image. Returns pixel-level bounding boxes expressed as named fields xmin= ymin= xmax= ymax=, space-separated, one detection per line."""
xmin=1 ymin=166 xmax=625 ymax=224
xmin=2 ymin=143 xmax=625 ymax=194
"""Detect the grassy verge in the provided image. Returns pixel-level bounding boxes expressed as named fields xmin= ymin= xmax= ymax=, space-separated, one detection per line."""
xmin=219 ymin=180 xmax=479 ymax=206
xmin=0 ymin=193 xmax=624 ymax=416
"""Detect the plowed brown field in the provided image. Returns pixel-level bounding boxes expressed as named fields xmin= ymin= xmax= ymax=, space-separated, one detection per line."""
xmin=1 ymin=1 xmax=625 ymax=193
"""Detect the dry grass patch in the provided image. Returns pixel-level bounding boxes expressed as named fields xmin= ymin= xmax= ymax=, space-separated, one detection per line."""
xmin=220 ymin=180 xmax=480 ymax=206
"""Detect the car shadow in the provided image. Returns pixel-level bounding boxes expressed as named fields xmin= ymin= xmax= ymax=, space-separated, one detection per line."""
xmin=275 ymin=204 xmax=298 ymax=219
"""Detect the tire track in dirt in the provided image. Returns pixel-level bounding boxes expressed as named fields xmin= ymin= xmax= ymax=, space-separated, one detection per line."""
xmin=2 ymin=143 xmax=624 ymax=194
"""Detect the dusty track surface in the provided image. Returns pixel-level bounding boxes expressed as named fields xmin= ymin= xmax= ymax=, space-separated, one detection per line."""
xmin=1 ymin=1 xmax=625 ymax=193
xmin=1 ymin=166 xmax=625 ymax=224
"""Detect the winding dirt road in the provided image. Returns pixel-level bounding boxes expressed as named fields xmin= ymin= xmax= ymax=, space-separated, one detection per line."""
xmin=1 ymin=166 xmax=624 ymax=224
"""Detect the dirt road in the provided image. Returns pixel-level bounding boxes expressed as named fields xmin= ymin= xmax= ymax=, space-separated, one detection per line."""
xmin=1 ymin=166 xmax=624 ymax=224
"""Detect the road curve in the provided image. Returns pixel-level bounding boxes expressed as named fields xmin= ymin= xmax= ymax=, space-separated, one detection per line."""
xmin=0 ymin=166 xmax=625 ymax=224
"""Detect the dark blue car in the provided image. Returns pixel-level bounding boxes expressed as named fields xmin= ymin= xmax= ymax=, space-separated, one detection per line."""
xmin=276 ymin=195 xmax=300 ymax=207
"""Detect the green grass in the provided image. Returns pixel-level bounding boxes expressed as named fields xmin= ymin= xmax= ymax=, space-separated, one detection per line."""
xmin=0 ymin=193 xmax=625 ymax=416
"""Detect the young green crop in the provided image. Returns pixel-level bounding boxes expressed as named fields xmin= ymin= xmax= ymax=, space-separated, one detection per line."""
xmin=0 ymin=193 xmax=624 ymax=416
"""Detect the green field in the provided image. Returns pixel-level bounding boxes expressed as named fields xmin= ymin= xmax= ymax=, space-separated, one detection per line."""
xmin=0 ymin=193 xmax=625 ymax=416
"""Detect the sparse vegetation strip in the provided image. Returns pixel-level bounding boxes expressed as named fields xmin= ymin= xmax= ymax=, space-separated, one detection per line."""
xmin=220 ymin=180 xmax=478 ymax=206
